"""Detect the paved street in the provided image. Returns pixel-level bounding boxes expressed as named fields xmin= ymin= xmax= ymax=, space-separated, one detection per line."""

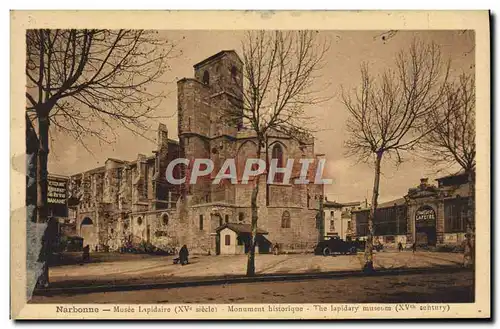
xmin=46 ymin=251 xmax=464 ymax=288
xmin=31 ymin=270 xmax=474 ymax=304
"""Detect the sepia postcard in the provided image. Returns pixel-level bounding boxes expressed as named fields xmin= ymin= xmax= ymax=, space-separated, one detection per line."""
xmin=10 ymin=10 xmax=490 ymax=320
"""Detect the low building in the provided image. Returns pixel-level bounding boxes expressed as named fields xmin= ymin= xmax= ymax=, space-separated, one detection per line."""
xmin=216 ymin=223 xmax=269 ymax=255
xmin=408 ymin=173 xmax=472 ymax=246
xmin=352 ymin=172 xmax=473 ymax=247
xmin=323 ymin=200 xmax=366 ymax=240
xmin=352 ymin=197 xmax=408 ymax=246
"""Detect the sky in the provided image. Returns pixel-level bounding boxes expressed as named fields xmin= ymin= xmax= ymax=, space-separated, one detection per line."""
xmin=47 ymin=30 xmax=475 ymax=204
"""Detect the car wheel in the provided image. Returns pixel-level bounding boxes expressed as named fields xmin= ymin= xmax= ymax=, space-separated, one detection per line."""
xmin=322 ymin=247 xmax=331 ymax=256
xmin=350 ymin=247 xmax=356 ymax=254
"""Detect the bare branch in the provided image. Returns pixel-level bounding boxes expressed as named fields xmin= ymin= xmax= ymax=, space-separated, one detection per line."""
xmin=343 ymin=38 xmax=451 ymax=163
xmin=420 ymin=73 xmax=475 ymax=173
xmin=26 ymin=29 xmax=178 ymax=145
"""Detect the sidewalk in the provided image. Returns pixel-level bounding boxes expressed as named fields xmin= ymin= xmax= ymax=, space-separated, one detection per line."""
xmin=35 ymin=251 xmax=465 ymax=295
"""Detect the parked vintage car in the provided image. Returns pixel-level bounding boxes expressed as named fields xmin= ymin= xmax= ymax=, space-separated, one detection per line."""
xmin=314 ymin=236 xmax=358 ymax=256
xmin=314 ymin=237 xmax=384 ymax=256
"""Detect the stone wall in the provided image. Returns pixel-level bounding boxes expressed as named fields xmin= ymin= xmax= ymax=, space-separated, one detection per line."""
xmin=260 ymin=207 xmax=318 ymax=252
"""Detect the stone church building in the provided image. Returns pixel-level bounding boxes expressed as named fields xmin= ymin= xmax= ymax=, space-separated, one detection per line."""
xmin=66 ymin=50 xmax=325 ymax=255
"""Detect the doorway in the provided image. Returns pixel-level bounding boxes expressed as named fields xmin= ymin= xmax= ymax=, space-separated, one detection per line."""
xmin=415 ymin=205 xmax=437 ymax=246
xmin=416 ymin=225 xmax=437 ymax=246
xmin=80 ymin=217 xmax=97 ymax=250
xmin=215 ymin=233 xmax=221 ymax=255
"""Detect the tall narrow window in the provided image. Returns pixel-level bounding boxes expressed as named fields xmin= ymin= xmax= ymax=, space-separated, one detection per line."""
xmin=117 ymin=168 xmax=122 ymax=183
xmin=281 ymin=211 xmax=291 ymax=228
xmin=225 ymin=214 xmax=229 ymax=224
xmin=271 ymin=144 xmax=284 ymax=183
xmin=199 ymin=214 xmax=204 ymax=231
xmin=231 ymin=65 xmax=237 ymax=82
xmin=143 ymin=165 xmax=148 ymax=199
xmin=225 ymin=234 xmax=231 ymax=246
xmin=203 ymin=71 xmax=210 ymax=85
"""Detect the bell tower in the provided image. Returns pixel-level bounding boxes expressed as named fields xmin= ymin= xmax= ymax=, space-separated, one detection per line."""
xmin=193 ymin=50 xmax=243 ymax=99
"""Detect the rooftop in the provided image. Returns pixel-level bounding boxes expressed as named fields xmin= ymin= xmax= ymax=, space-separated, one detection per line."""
xmin=324 ymin=200 xmax=362 ymax=208
xmin=193 ymin=50 xmax=242 ymax=69
xmin=436 ymin=170 xmax=468 ymax=181
xmin=216 ymin=223 xmax=268 ymax=235
xmin=352 ymin=197 xmax=406 ymax=212
xmin=324 ymin=200 xmax=343 ymax=208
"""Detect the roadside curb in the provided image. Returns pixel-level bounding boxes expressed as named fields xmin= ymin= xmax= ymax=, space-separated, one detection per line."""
xmin=33 ymin=265 xmax=472 ymax=297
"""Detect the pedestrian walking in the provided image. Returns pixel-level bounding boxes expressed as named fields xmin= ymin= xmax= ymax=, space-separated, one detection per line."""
xmin=273 ymin=242 xmax=280 ymax=255
xmin=82 ymin=244 xmax=90 ymax=264
xmin=412 ymin=242 xmax=417 ymax=253
xmin=179 ymin=244 xmax=189 ymax=265
xmin=398 ymin=242 xmax=403 ymax=252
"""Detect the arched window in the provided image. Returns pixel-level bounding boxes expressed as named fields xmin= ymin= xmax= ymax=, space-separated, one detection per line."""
xmin=162 ymin=213 xmax=169 ymax=226
xmin=281 ymin=211 xmax=291 ymax=228
xmin=137 ymin=217 xmax=143 ymax=226
xmin=231 ymin=65 xmax=237 ymax=82
xmin=271 ymin=143 xmax=285 ymax=183
xmin=238 ymin=212 xmax=245 ymax=222
xmin=81 ymin=217 xmax=93 ymax=226
xmin=203 ymin=71 xmax=210 ymax=85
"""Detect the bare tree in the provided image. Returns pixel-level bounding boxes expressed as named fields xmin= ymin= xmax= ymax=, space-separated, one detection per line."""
xmin=420 ymin=73 xmax=475 ymax=267
xmin=25 ymin=29 xmax=176 ymax=286
xmin=224 ymin=31 xmax=328 ymax=276
xmin=342 ymin=39 xmax=450 ymax=272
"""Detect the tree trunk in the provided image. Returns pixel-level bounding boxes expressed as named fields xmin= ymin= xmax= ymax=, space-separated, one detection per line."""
xmin=36 ymin=112 xmax=50 ymax=287
xmin=26 ymin=114 xmax=38 ymax=221
xmin=463 ymin=170 xmax=475 ymax=268
xmin=317 ymin=194 xmax=324 ymax=242
xmin=246 ymin=145 xmax=262 ymax=277
xmin=364 ymin=151 xmax=383 ymax=273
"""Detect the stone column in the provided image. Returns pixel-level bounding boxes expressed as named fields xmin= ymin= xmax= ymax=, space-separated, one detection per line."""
xmin=436 ymin=198 xmax=445 ymax=245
